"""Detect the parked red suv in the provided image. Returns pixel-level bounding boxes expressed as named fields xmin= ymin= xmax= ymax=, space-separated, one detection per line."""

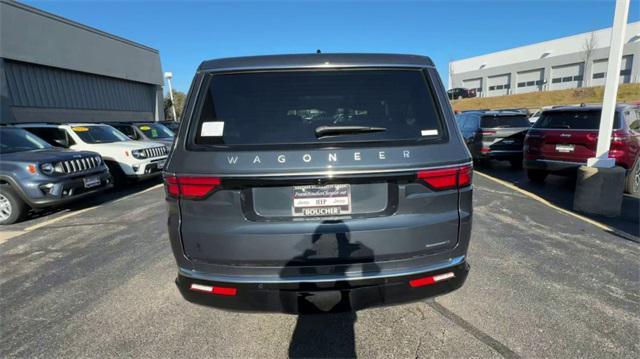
xmin=524 ymin=104 xmax=640 ymax=194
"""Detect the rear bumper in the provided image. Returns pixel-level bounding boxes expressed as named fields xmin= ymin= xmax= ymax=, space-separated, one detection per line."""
xmin=524 ymin=159 xmax=583 ymax=173
xmin=176 ymin=259 xmax=469 ymax=314
xmin=480 ymin=150 xmax=522 ymax=160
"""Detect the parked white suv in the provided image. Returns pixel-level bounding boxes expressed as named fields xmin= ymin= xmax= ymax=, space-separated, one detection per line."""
xmin=18 ymin=123 xmax=168 ymax=184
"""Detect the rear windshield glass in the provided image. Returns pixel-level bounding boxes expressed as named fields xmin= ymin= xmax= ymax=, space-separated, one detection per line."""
xmin=193 ymin=69 xmax=443 ymax=147
xmin=480 ymin=115 xmax=531 ymax=128
xmin=534 ymin=110 xmax=620 ymax=130
xmin=72 ymin=125 xmax=129 ymax=144
xmin=0 ymin=128 xmax=51 ymax=154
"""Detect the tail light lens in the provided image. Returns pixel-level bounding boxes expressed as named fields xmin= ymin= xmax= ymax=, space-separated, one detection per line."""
xmin=164 ymin=175 xmax=221 ymax=199
xmin=417 ymin=164 xmax=472 ymax=191
xmin=480 ymin=130 xmax=496 ymax=135
xmin=409 ymin=272 xmax=455 ymax=288
xmin=611 ymin=130 xmax=629 ymax=148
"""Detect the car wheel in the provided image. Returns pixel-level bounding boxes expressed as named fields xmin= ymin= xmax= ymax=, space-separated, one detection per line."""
xmin=0 ymin=187 xmax=27 ymax=225
xmin=624 ymin=160 xmax=640 ymax=195
xmin=509 ymin=159 xmax=523 ymax=169
xmin=105 ymin=161 xmax=126 ymax=187
xmin=527 ymin=169 xmax=548 ymax=183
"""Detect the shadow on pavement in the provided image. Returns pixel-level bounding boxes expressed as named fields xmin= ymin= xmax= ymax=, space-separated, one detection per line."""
xmin=289 ymin=312 xmax=357 ymax=358
xmin=477 ymin=161 xmax=639 ymax=239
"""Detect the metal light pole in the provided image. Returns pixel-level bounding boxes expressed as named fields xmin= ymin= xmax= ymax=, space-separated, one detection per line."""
xmin=587 ymin=0 xmax=630 ymax=168
xmin=164 ymin=72 xmax=177 ymax=121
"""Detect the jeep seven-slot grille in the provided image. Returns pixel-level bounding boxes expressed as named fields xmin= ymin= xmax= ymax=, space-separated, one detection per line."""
xmin=60 ymin=157 xmax=99 ymax=174
xmin=143 ymin=146 xmax=168 ymax=158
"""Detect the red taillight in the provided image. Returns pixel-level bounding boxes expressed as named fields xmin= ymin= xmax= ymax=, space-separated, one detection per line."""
xmin=189 ymin=283 xmax=237 ymax=296
xmin=480 ymin=130 xmax=496 ymax=135
xmin=409 ymin=272 xmax=455 ymax=288
xmin=480 ymin=147 xmax=491 ymax=153
xmin=417 ymin=165 xmax=472 ymax=190
xmin=611 ymin=130 xmax=629 ymax=147
xmin=164 ymin=175 xmax=221 ymax=199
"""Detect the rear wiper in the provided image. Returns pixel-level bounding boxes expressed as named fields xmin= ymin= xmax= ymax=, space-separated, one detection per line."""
xmin=314 ymin=125 xmax=387 ymax=138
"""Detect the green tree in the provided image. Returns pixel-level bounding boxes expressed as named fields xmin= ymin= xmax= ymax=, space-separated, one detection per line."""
xmin=164 ymin=90 xmax=186 ymax=121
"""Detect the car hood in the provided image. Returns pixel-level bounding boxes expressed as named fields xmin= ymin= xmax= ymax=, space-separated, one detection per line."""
xmin=1 ymin=148 xmax=100 ymax=163
xmin=143 ymin=138 xmax=174 ymax=146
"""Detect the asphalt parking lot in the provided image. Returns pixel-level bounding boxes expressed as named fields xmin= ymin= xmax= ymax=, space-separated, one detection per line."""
xmin=1 ymin=174 xmax=638 ymax=358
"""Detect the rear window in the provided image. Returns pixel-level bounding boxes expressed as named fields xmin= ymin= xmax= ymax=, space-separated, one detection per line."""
xmin=480 ymin=115 xmax=531 ymax=128
xmin=137 ymin=123 xmax=174 ymax=139
xmin=534 ymin=110 xmax=620 ymax=130
xmin=193 ymin=69 xmax=444 ymax=147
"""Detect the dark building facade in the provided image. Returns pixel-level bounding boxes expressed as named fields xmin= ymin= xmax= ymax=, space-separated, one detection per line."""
xmin=0 ymin=0 xmax=164 ymax=124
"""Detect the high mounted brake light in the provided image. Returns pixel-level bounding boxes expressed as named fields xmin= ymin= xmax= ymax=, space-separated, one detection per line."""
xmin=417 ymin=165 xmax=472 ymax=190
xmin=164 ymin=175 xmax=221 ymax=199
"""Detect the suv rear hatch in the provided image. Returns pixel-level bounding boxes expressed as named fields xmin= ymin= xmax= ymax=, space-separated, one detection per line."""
xmin=479 ymin=114 xmax=530 ymax=154
xmin=526 ymin=109 xmax=620 ymax=163
xmin=169 ymin=68 xmax=470 ymax=267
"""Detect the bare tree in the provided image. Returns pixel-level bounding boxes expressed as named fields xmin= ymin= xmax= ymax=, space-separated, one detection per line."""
xmin=582 ymin=32 xmax=598 ymax=87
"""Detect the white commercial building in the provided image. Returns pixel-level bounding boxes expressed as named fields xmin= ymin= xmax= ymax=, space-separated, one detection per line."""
xmin=449 ymin=22 xmax=640 ymax=97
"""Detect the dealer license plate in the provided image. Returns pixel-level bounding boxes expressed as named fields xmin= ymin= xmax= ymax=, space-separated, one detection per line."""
xmin=83 ymin=175 xmax=101 ymax=188
xmin=555 ymin=144 xmax=575 ymax=153
xmin=292 ymin=184 xmax=351 ymax=217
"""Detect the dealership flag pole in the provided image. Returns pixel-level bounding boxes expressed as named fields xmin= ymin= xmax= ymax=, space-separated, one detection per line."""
xmin=588 ymin=0 xmax=630 ymax=168
xmin=164 ymin=72 xmax=178 ymax=121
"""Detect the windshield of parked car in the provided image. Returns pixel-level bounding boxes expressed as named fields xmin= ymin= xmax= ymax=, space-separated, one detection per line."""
xmin=194 ymin=69 xmax=444 ymax=146
xmin=137 ymin=123 xmax=174 ymax=139
xmin=72 ymin=125 xmax=129 ymax=144
xmin=533 ymin=110 xmax=621 ymax=130
xmin=0 ymin=128 xmax=52 ymax=154
xmin=480 ymin=115 xmax=531 ymax=128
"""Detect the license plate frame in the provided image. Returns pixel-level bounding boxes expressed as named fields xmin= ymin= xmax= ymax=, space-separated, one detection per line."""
xmin=292 ymin=184 xmax=351 ymax=217
xmin=555 ymin=144 xmax=575 ymax=153
xmin=83 ymin=175 xmax=101 ymax=188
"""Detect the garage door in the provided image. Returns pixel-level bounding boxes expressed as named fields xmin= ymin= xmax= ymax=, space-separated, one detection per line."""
xmin=550 ymin=63 xmax=585 ymax=90
xmin=462 ymin=78 xmax=483 ymax=97
xmin=516 ymin=69 xmax=544 ymax=94
xmin=591 ymin=55 xmax=634 ymax=86
xmin=487 ymin=74 xmax=510 ymax=97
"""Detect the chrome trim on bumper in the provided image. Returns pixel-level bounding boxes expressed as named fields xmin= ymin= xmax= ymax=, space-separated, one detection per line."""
xmin=178 ymin=255 xmax=466 ymax=284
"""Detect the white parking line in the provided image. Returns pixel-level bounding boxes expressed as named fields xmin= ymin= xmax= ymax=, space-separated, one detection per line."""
xmin=1 ymin=183 xmax=164 ymax=243
xmin=475 ymin=171 xmax=613 ymax=232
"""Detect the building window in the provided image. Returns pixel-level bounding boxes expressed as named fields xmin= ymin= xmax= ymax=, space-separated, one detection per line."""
xmin=504 ymin=84 xmax=510 ymax=89
xmin=573 ymin=75 xmax=583 ymax=81
xmin=526 ymin=81 xmax=535 ymax=86
xmin=562 ymin=76 xmax=573 ymax=82
xmin=535 ymin=80 xmax=543 ymax=85
xmin=593 ymin=72 xmax=605 ymax=79
xmin=552 ymin=78 xmax=561 ymax=83
xmin=517 ymin=82 xmax=526 ymax=88
xmin=489 ymin=86 xmax=496 ymax=90
xmin=620 ymin=69 xmax=631 ymax=76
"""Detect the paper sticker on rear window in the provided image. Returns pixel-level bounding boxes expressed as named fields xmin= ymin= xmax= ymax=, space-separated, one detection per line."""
xmin=201 ymin=121 xmax=224 ymax=137
xmin=73 ymin=127 xmax=89 ymax=132
xmin=421 ymin=129 xmax=438 ymax=136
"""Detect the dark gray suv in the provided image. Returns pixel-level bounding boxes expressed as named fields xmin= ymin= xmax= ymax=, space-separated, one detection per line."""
xmin=165 ymin=54 xmax=473 ymax=313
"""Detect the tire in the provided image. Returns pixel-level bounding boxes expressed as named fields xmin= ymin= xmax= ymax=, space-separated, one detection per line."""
xmin=509 ymin=159 xmax=523 ymax=169
xmin=624 ymin=159 xmax=640 ymax=195
xmin=0 ymin=186 xmax=27 ymax=225
xmin=105 ymin=161 xmax=126 ymax=187
xmin=527 ymin=169 xmax=548 ymax=183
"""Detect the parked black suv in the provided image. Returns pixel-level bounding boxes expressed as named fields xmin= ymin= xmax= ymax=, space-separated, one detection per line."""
xmin=0 ymin=127 xmax=112 ymax=224
xmin=165 ymin=54 xmax=473 ymax=313
xmin=447 ymin=87 xmax=476 ymax=100
xmin=457 ymin=111 xmax=531 ymax=168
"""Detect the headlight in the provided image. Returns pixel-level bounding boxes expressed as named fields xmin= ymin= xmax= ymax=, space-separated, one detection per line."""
xmin=94 ymin=156 xmax=102 ymax=165
xmin=131 ymin=149 xmax=147 ymax=159
xmin=40 ymin=163 xmax=54 ymax=175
